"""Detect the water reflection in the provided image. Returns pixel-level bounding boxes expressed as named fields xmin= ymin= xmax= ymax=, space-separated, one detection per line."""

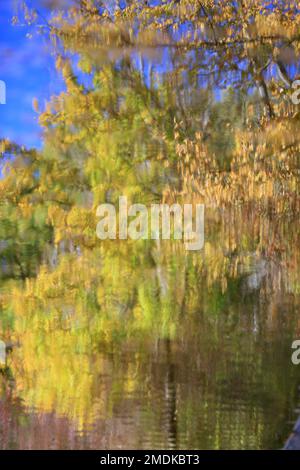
xmin=1 ymin=0 xmax=300 ymax=451
xmin=0 ymin=206 xmax=299 ymax=449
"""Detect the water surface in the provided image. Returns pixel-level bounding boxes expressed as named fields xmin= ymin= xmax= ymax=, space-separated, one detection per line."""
xmin=0 ymin=207 xmax=299 ymax=449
